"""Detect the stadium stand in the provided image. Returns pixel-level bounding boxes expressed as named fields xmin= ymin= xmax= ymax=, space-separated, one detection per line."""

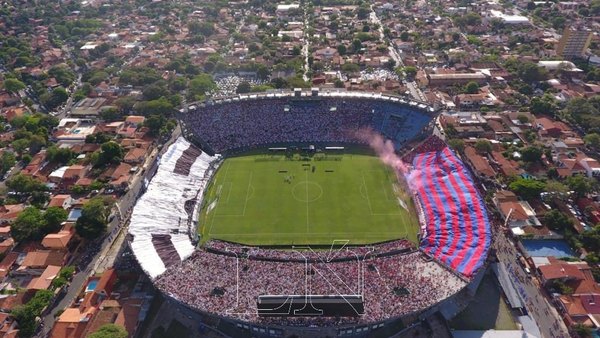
xmin=181 ymin=94 xmax=432 ymax=153
xmin=409 ymin=147 xmax=491 ymax=277
xmin=155 ymin=248 xmax=467 ymax=326
xmin=128 ymin=137 xmax=219 ymax=278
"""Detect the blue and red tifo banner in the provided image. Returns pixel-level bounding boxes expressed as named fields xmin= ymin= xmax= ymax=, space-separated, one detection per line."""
xmin=409 ymin=147 xmax=491 ymax=277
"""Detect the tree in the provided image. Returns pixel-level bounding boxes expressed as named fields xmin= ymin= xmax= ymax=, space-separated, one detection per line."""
xmin=142 ymin=83 xmax=169 ymax=101
xmin=448 ymin=139 xmax=465 ymax=152
xmin=530 ymin=94 xmax=558 ymax=116
xmin=95 ymin=141 xmax=123 ymax=167
xmin=465 ymin=81 xmax=479 ymax=94
xmin=3 ymin=78 xmax=25 ymax=94
xmin=134 ymin=98 xmax=173 ymax=116
xmin=341 ymin=63 xmax=360 ymax=73
xmin=0 ymin=151 xmax=16 ymax=175
xmin=403 ymin=66 xmax=417 ymax=78
xmin=144 ymin=115 xmax=166 ymax=137
xmin=48 ymin=65 xmax=76 ymax=86
xmin=580 ymin=225 xmax=600 ymax=253
xmin=518 ymin=62 xmax=548 ymax=82
xmin=544 ymin=210 xmax=573 ymax=231
xmin=517 ymin=114 xmax=530 ymax=124
xmin=11 ymin=289 xmax=53 ymax=337
xmin=521 ymin=146 xmax=542 ymax=163
xmin=584 ymin=133 xmax=600 ymax=149
xmin=188 ymin=73 xmax=216 ymax=99
xmin=11 ymin=207 xmax=45 ymax=242
xmin=43 ymin=207 xmax=68 ymax=234
xmin=566 ymin=175 xmax=595 ymax=197
xmin=44 ymin=87 xmax=69 ymax=110
xmin=357 ymin=6 xmax=370 ymax=20
xmin=464 ymin=12 xmax=482 ymax=26
xmin=187 ymin=21 xmax=214 ymax=36
xmin=88 ymin=324 xmax=128 ymax=338
xmin=256 ymin=64 xmax=270 ymax=81
xmin=11 ymin=138 xmax=29 ymax=156
xmin=337 ymin=44 xmax=347 ymax=55
xmin=509 ymin=178 xmax=545 ymax=200
xmin=28 ymin=134 xmax=46 ymax=154
xmin=100 ymin=107 xmax=121 ymax=122
xmin=351 ymin=39 xmax=362 ymax=53
xmin=6 ymin=174 xmax=46 ymax=193
xmin=572 ymin=323 xmax=592 ymax=338
xmin=170 ymin=77 xmax=187 ymax=91
xmin=564 ymin=97 xmax=598 ymax=120
xmin=10 ymin=205 xmax=68 ymax=242
xmin=544 ymin=180 xmax=569 ymax=196
xmin=292 ymin=46 xmax=301 ymax=56
xmin=400 ymin=31 xmax=409 ymax=42
xmin=236 ymin=81 xmax=252 ymax=94
xmin=75 ymin=197 xmax=110 ymax=240
xmin=474 ymin=139 xmax=492 ymax=154
xmin=551 ymin=16 xmax=566 ymax=30
xmin=115 ymin=96 xmax=136 ymax=114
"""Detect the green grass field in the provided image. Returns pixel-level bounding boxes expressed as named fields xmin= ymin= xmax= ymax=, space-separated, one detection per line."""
xmin=198 ymin=150 xmax=420 ymax=246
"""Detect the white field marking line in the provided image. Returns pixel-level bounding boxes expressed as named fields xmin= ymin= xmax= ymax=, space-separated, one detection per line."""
xmin=223 ymin=182 xmax=233 ymax=204
xmin=206 ymin=161 xmax=232 ymax=236
xmin=211 ymin=171 xmax=252 ymax=217
xmin=305 ymin=170 xmax=310 ymax=233
xmin=383 ymin=169 xmax=399 ymax=202
xmin=362 ymin=170 xmax=404 ymax=216
xmin=241 ymin=171 xmax=254 ymax=217
xmin=361 ymin=172 xmax=374 ymax=215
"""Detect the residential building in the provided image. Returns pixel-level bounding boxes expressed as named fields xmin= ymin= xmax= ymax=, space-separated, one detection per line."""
xmin=556 ymin=27 xmax=593 ymax=58
xmin=493 ymin=190 xmax=542 ymax=232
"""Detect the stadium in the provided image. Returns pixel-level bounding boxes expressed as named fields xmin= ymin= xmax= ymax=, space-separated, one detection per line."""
xmin=127 ymin=89 xmax=492 ymax=337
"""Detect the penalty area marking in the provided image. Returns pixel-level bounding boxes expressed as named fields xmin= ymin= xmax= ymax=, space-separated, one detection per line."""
xmin=361 ymin=171 xmax=403 ymax=216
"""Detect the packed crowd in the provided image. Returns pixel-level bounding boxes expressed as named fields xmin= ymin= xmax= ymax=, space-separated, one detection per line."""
xmin=401 ymin=136 xmax=447 ymax=164
xmin=204 ymin=239 xmax=415 ymax=262
xmin=183 ymin=97 xmax=431 ymax=153
xmin=359 ymin=69 xmax=399 ymax=82
xmin=209 ymin=76 xmax=267 ymax=99
xmin=154 ymin=248 xmax=466 ymax=326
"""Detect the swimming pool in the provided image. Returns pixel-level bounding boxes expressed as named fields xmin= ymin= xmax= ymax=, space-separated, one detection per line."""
xmin=85 ymin=279 xmax=98 ymax=292
xmin=521 ymin=239 xmax=576 ymax=258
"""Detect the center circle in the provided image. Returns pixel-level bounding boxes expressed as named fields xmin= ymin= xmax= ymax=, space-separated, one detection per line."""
xmin=292 ymin=181 xmax=323 ymax=202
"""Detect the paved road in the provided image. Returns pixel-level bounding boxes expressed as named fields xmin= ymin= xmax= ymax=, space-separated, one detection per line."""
xmin=302 ymin=4 xmax=310 ymax=82
xmin=370 ymin=6 xmax=426 ymax=102
xmin=36 ymin=127 xmax=181 ymax=337
xmin=494 ymin=234 xmax=571 ymax=338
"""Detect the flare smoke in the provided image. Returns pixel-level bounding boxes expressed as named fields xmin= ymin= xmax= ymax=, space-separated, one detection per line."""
xmin=356 ymin=128 xmax=409 ymax=175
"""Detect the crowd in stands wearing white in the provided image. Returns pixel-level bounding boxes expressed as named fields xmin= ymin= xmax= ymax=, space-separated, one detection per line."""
xmin=183 ymin=98 xmax=431 ymax=153
xmin=154 ymin=245 xmax=466 ymax=327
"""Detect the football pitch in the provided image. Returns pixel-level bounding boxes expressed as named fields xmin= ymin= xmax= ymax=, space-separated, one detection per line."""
xmin=198 ymin=150 xmax=420 ymax=246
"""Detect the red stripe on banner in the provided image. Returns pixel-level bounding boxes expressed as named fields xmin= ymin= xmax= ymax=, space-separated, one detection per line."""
xmin=444 ymin=161 xmax=474 ymax=263
xmin=418 ymin=153 xmax=440 ymax=251
xmin=442 ymin=148 xmax=487 ymax=276
xmin=430 ymin=155 xmax=462 ymax=266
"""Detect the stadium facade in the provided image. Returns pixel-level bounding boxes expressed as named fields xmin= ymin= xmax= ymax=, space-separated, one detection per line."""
xmin=127 ymin=90 xmax=492 ymax=338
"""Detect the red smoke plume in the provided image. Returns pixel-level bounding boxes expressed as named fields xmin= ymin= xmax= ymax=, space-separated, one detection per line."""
xmin=355 ymin=128 xmax=409 ymax=175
